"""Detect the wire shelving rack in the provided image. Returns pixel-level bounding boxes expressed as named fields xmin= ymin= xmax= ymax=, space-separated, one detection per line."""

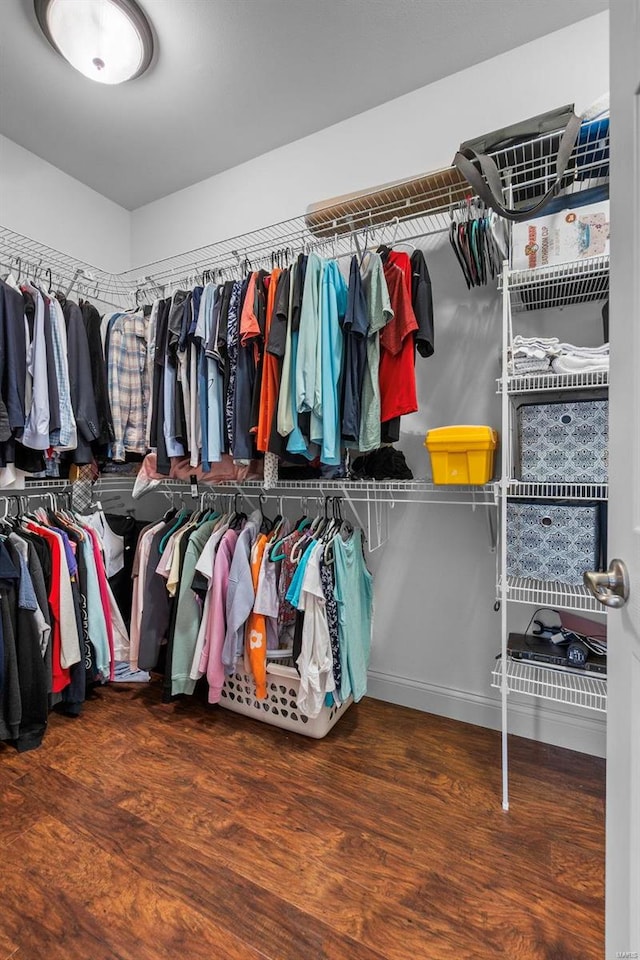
xmin=491 ymin=659 xmax=607 ymax=713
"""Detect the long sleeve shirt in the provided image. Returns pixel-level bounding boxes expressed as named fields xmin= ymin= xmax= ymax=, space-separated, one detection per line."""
xmin=107 ymin=311 xmax=148 ymax=461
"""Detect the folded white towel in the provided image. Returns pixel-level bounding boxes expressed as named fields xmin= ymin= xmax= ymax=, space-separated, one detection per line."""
xmin=557 ymin=342 xmax=610 ymax=358
xmin=512 ymin=345 xmax=561 ymax=360
xmin=551 ymin=355 xmax=610 ymax=374
xmin=512 ymin=336 xmax=561 ymax=348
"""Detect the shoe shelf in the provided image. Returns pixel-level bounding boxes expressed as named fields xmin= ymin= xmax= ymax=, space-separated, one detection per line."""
xmin=505 ymin=480 xmax=608 ymax=501
xmin=498 ymin=576 xmax=604 ymax=615
xmin=491 ymin=658 xmax=607 ymax=713
xmin=498 ymin=255 xmax=609 ymax=312
xmin=497 ymin=370 xmax=609 ymax=395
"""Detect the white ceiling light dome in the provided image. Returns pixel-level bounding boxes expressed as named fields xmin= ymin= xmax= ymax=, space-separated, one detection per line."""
xmin=34 ymin=0 xmax=154 ymax=85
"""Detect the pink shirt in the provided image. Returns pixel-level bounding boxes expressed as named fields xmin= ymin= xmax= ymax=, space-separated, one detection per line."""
xmin=198 ymin=529 xmax=238 ymax=703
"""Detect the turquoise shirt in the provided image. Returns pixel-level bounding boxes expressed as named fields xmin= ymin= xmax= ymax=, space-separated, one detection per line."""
xmin=311 ymin=260 xmax=348 ymax=465
xmin=285 ymin=540 xmax=317 ymax=609
xmin=333 ymin=529 xmax=373 ymax=703
xmin=295 ymin=253 xmax=324 ymax=416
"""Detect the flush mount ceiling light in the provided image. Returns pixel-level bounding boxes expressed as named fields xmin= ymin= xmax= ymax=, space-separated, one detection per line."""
xmin=34 ymin=0 xmax=154 ymax=84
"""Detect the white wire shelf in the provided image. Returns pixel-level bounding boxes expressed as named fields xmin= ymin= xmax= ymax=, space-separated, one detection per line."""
xmin=0 ymin=174 xmax=459 ymax=307
xmin=499 ymin=576 xmax=605 ymax=614
xmin=505 ymin=481 xmax=608 ymax=501
xmin=0 ymin=111 xmax=609 ymax=307
xmin=497 ymin=370 xmax=609 ymax=394
xmin=489 ymin=115 xmax=609 ymax=208
xmin=499 ymin=255 xmax=609 ymax=312
xmin=16 ymin=476 xmax=498 ymax=507
xmin=491 ymin=658 xmax=607 ymax=712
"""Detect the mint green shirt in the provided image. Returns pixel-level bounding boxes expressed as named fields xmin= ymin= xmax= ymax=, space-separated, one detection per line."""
xmin=170 ymin=519 xmax=218 ymax=696
xmin=359 ymin=253 xmax=393 ymax=452
xmin=333 ymin=529 xmax=373 ymax=703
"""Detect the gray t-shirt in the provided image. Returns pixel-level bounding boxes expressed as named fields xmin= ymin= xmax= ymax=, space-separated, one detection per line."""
xmin=359 ymin=253 xmax=393 ymax=452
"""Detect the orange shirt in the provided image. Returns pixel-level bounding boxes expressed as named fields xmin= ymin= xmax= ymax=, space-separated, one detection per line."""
xmin=239 ymin=272 xmax=259 ymax=346
xmin=256 ymin=268 xmax=282 ymax=452
xmin=244 ymin=533 xmax=268 ymax=698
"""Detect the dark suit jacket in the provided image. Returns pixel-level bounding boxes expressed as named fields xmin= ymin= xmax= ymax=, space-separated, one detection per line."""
xmin=62 ymin=299 xmax=100 ymax=464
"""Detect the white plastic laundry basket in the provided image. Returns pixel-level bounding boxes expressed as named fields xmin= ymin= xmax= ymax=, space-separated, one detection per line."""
xmin=219 ymin=660 xmax=351 ymax=738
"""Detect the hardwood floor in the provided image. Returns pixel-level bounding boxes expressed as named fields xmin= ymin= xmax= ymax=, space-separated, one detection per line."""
xmin=0 ymin=683 xmax=605 ymax=960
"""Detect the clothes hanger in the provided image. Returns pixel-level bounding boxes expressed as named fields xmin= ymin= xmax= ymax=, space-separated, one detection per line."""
xmin=269 ymin=501 xmax=304 ymax=561
xmin=229 ymin=493 xmax=247 ymax=531
xmin=289 ymin=529 xmax=314 ymax=564
xmin=158 ymin=506 xmax=191 ymax=554
xmin=449 ymin=206 xmax=471 ymax=289
xmin=258 ymin=493 xmax=276 ymax=534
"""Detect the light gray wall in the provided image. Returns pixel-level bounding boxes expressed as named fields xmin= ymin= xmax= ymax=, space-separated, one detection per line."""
xmin=0 ymin=134 xmax=130 ymax=273
xmin=361 ymin=231 xmax=607 ymax=756
xmin=130 ymin=13 xmax=610 ymax=264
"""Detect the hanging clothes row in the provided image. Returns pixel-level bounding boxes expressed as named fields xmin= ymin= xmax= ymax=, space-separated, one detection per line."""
xmin=0 ymin=271 xmax=114 ymax=485
xmin=1 ymin=239 xmax=435 ymax=485
xmin=131 ymin=494 xmax=373 ymax=719
xmin=117 ymin=244 xmax=434 ymax=480
xmin=0 ymin=495 xmax=141 ymax=753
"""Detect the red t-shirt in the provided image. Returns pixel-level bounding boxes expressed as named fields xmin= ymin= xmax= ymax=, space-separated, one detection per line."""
xmin=379 ymin=261 xmax=418 ymax=422
xmin=26 ymin=522 xmax=68 ymax=693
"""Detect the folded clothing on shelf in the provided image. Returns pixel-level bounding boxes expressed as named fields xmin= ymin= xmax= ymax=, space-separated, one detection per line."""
xmin=511 ymin=336 xmax=561 ymax=361
xmin=511 ymin=358 xmax=553 ymax=373
xmin=350 ymin=447 xmax=414 ymax=481
xmin=551 ymin=355 xmax=609 ymax=374
xmin=556 ymin=342 xmax=610 ymax=357
xmin=509 ymin=336 xmax=610 ymax=375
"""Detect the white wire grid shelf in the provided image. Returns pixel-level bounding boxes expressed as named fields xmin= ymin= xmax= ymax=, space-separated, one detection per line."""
xmin=497 ymin=370 xmax=609 ymax=394
xmin=505 ymin=481 xmax=608 ymax=501
xmin=499 ymin=576 xmax=605 ymax=614
xmin=0 ymin=183 xmax=459 ymax=308
xmin=489 ymin=115 xmax=609 ymax=209
xmin=15 ymin=476 xmax=498 ymax=507
xmin=0 ymin=114 xmax=608 ymax=307
xmin=491 ymin=658 xmax=607 ymax=712
xmin=499 ymin=255 xmax=609 ymax=312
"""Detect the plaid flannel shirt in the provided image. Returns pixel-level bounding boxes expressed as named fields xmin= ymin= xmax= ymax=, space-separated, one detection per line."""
xmin=108 ymin=312 xmax=148 ymax=461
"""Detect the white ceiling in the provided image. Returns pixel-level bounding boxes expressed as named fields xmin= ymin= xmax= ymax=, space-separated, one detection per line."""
xmin=0 ymin=0 xmax=607 ymax=211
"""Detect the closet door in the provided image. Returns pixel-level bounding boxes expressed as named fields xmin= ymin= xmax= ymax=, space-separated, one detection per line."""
xmin=604 ymin=2 xmax=640 ymax=954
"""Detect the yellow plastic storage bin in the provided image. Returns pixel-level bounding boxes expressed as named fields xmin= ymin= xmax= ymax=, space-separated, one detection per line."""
xmin=425 ymin=425 xmax=498 ymax=485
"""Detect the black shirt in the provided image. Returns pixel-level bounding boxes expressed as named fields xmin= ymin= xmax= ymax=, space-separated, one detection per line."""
xmin=411 ymin=250 xmax=435 ymax=358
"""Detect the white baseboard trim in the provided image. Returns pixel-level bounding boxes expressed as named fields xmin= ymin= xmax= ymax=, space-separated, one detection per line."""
xmin=366 ymin=670 xmax=606 ymax=758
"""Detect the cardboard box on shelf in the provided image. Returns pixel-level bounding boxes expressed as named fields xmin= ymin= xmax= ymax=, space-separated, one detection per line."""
xmin=511 ymin=200 xmax=610 ymax=271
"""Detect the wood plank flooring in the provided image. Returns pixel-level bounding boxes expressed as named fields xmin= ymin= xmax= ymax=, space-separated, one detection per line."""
xmin=0 ymin=683 xmax=605 ymax=960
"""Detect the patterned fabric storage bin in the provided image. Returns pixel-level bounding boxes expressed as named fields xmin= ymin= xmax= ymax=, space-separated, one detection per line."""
xmin=507 ymin=501 xmax=601 ymax=585
xmin=517 ymin=400 xmax=608 ymax=483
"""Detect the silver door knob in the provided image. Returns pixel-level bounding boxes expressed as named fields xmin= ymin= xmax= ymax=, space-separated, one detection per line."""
xmin=583 ymin=559 xmax=630 ymax=609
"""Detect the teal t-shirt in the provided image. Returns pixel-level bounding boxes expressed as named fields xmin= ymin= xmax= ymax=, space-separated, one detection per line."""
xmin=310 ymin=260 xmax=348 ymax=465
xmin=333 ymin=529 xmax=373 ymax=703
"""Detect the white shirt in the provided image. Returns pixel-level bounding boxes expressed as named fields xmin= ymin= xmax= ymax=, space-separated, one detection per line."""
xmin=82 ymin=509 xmax=125 ymax=579
xmin=296 ymin=544 xmax=335 ymax=718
